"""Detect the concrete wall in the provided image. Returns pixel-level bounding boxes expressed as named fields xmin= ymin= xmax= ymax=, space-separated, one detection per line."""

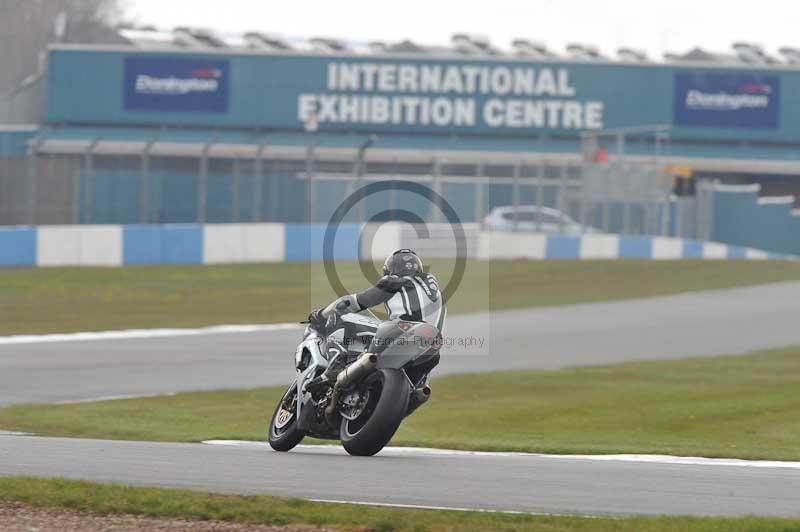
xmin=0 ymin=223 xmax=793 ymax=268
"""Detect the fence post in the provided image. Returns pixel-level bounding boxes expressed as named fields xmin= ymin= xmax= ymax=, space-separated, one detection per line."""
xmin=431 ymin=157 xmax=442 ymax=224
xmin=474 ymin=163 xmax=485 ymax=224
xmin=537 ymin=158 xmax=545 ymax=232
xmin=558 ymin=160 xmax=569 ymax=233
xmin=707 ymin=182 xmax=716 ymax=241
xmin=511 ymin=160 xmax=521 ymax=232
xmin=71 ymin=154 xmax=81 ymax=224
xmin=198 ymin=142 xmax=212 ymax=224
xmin=140 ymin=138 xmax=156 ymax=224
xmin=653 ymin=131 xmax=662 ymax=236
xmin=254 ymin=141 xmax=267 ymax=222
xmin=26 ymin=138 xmax=43 ymax=225
xmin=83 ymin=137 xmax=102 ymax=224
xmin=354 ymin=152 xmax=364 ymax=223
xmin=232 ymin=157 xmax=240 ymax=223
xmin=356 ymin=135 xmax=376 ymax=223
xmin=305 ymin=143 xmax=315 ymax=224
xmin=602 ymin=170 xmax=611 ymax=234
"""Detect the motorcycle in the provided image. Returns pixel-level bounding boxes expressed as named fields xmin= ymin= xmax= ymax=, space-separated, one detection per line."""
xmin=268 ymin=312 xmax=440 ymax=456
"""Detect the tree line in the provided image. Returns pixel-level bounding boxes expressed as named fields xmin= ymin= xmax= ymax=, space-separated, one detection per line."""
xmin=0 ymin=0 xmax=124 ymax=122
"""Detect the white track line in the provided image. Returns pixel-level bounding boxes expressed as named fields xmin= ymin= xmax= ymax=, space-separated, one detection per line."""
xmin=307 ymin=498 xmax=595 ymax=518
xmin=54 ymin=392 xmax=178 ymax=405
xmin=0 ymin=323 xmax=300 ymax=345
xmin=203 ymin=440 xmax=800 ymax=470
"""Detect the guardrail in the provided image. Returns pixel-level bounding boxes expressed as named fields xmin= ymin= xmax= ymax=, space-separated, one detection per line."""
xmin=0 ymin=224 xmax=793 ymax=267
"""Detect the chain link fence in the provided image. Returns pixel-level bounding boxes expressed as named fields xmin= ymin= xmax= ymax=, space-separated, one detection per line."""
xmin=580 ymin=125 xmax=675 ymax=236
xmin=0 ymin=143 xmax=584 ymax=229
xmin=0 ymin=128 xmax=711 ymax=238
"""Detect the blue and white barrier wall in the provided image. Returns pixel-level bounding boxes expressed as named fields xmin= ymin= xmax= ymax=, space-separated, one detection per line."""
xmin=0 ymin=224 xmax=280 ymax=267
xmin=0 ymin=223 xmax=793 ymax=267
xmin=0 ymin=223 xmax=366 ymax=267
xmin=475 ymin=232 xmax=792 ymax=261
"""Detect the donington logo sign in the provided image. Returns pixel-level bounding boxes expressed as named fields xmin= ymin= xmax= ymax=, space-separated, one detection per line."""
xmin=673 ymin=72 xmax=779 ymax=129
xmin=134 ymin=72 xmax=221 ymax=95
xmin=124 ymin=57 xmax=230 ymax=112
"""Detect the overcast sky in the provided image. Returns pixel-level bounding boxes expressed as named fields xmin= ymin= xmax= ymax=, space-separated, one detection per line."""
xmin=128 ymin=0 xmax=800 ymax=59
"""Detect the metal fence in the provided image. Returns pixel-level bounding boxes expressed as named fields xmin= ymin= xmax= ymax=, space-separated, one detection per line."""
xmin=0 ymin=127 xmax=698 ymax=237
xmin=0 ymin=147 xmax=579 ymax=227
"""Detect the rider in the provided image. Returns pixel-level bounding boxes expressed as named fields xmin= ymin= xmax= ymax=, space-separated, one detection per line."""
xmin=305 ymin=249 xmax=446 ymax=392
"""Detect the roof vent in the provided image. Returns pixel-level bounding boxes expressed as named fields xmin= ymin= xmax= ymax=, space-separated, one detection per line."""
xmin=617 ymin=47 xmax=649 ymax=62
xmin=667 ymin=47 xmax=734 ymax=63
xmin=385 ymin=39 xmax=428 ymax=54
xmin=732 ymin=42 xmax=776 ymax=64
xmin=118 ymin=28 xmax=176 ymax=49
xmin=566 ymin=43 xmax=605 ymax=61
xmin=511 ymin=39 xmax=554 ymax=59
xmin=309 ymin=37 xmax=349 ymax=53
xmin=173 ymin=27 xmax=226 ymax=48
xmin=451 ymin=33 xmax=498 ymax=55
xmin=244 ymin=32 xmax=293 ymax=51
xmin=779 ymin=46 xmax=800 ymax=64
xmin=368 ymin=41 xmax=388 ymax=54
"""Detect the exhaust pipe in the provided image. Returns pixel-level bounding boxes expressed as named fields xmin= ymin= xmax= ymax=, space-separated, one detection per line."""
xmin=406 ymin=385 xmax=431 ymax=417
xmin=336 ymin=353 xmax=378 ymax=388
xmin=325 ymin=353 xmax=378 ymax=421
xmin=414 ymin=385 xmax=431 ymax=405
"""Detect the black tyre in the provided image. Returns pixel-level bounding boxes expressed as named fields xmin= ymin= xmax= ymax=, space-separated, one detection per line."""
xmin=340 ymin=369 xmax=410 ymax=456
xmin=268 ymin=382 xmax=305 ymax=452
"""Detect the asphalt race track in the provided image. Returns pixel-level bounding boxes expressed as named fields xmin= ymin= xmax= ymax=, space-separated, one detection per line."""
xmin=2 ymin=282 xmax=800 ymax=518
xmin=1 ymin=434 xmax=799 ymax=518
xmin=2 ymin=282 xmax=800 ymax=405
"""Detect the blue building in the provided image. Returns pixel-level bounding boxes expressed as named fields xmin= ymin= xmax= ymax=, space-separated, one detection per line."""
xmin=2 ymin=31 xmax=800 ymax=253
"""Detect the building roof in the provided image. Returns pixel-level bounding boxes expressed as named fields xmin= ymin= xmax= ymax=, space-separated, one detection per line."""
xmin=103 ymin=28 xmax=800 ymax=69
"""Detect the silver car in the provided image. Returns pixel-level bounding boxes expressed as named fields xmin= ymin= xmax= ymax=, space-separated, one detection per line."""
xmin=481 ymin=206 xmax=596 ymax=234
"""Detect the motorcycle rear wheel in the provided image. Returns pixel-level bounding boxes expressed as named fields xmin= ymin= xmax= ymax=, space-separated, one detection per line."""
xmin=268 ymin=382 xmax=305 ymax=452
xmin=339 ymin=369 xmax=410 ymax=456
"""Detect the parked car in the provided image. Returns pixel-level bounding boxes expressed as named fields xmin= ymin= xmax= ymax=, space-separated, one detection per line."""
xmin=481 ymin=206 xmax=596 ymax=234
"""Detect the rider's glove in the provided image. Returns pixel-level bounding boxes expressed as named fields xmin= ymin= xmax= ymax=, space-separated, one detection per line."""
xmin=308 ymin=309 xmax=326 ymax=331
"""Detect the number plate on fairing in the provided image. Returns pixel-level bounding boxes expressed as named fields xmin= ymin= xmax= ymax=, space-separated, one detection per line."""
xmin=275 ymin=408 xmax=294 ymax=428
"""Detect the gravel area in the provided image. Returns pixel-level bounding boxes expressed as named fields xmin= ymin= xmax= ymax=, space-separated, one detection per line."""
xmin=0 ymin=502 xmax=334 ymax=531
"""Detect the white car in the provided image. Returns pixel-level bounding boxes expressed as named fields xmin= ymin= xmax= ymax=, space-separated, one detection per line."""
xmin=481 ymin=206 xmax=595 ymax=234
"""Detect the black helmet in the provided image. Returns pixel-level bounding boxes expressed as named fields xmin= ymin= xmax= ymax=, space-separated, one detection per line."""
xmin=383 ymin=249 xmax=423 ymax=276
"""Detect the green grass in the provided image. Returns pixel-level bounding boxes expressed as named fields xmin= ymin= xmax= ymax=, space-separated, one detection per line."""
xmin=2 ymin=260 xmax=800 ymax=335
xmin=1 ymin=477 xmax=798 ymax=532
xmin=3 ymin=347 xmax=800 ymax=461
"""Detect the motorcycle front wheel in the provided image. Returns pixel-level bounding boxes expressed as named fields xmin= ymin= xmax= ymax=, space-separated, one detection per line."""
xmin=268 ymin=382 xmax=305 ymax=452
xmin=339 ymin=369 xmax=410 ymax=457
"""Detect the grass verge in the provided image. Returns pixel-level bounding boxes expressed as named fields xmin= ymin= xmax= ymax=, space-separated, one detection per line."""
xmin=2 ymin=347 xmax=799 ymax=461
xmin=2 ymin=259 xmax=800 ymax=335
xmin=1 ymin=477 xmax=798 ymax=532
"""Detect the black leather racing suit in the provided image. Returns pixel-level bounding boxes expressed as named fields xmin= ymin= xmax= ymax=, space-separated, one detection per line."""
xmin=315 ymin=272 xmax=446 ymax=383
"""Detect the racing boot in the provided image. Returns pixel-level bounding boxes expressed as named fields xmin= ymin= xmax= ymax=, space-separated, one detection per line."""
xmin=304 ymin=341 xmax=348 ymax=395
